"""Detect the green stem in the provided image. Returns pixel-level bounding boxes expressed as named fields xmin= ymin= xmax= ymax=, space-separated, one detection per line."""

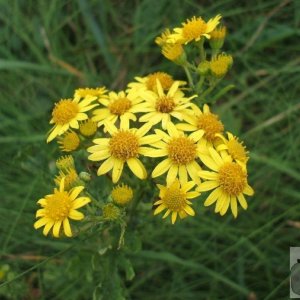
xmin=196 ymin=76 xmax=205 ymax=94
xmin=183 ymin=66 xmax=194 ymax=89
xmin=211 ymin=84 xmax=235 ymax=103
xmin=197 ymin=38 xmax=205 ymax=61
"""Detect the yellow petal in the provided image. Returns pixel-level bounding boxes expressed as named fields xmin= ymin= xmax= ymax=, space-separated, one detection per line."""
xmin=154 ymin=204 xmax=166 ymax=215
xmin=112 ymin=160 xmax=124 ymax=183
xmin=88 ymin=150 xmax=110 ymax=161
xmin=69 ymin=186 xmax=84 ymax=200
xmin=166 ymin=164 xmax=178 ymax=185
xmin=208 ymin=147 xmax=224 ymax=167
xmin=43 ymin=221 xmax=54 ymax=236
xmin=203 ymin=188 xmax=222 ymax=206
xmin=198 ymin=170 xmax=218 ymax=180
xmin=197 ymin=180 xmax=219 ymax=192
xmin=52 ymin=221 xmax=62 ymax=238
xmin=199 ymin=154 xmax=219 ymax=171
xmin=230 ymin=196 xmax=238 ymax=218
xmin=127 ymin=158 xmax=147 ymax=179
xmin=63 ymin=218 xmax=72 ymax=237
xmin=184 ymin=205 xmax=195 ymax=216
xmin=178 ymin=165 xmax=188 ymax=184
xmin=34 ymin=217 xmax=49 ymax=229
xmin=72 ymin=197 xmax=91 ymax=209
xmin=69 ymin=210 xmax=84 ymax=220
xmin=171 ymin=211 xmax=177 ymax=224
xmin=220 ymin=196 xmax=230 ymax=216
xmin=237 ymin=194 xmax=248 ymax=210
xmin=152 ymin=159 xmax=172 ymax=178
xmin=142 ymin=148 xmax=168 ymax=157
xmin=244 ymin=184 xmax=254 ymax=196
xmin=97 ymin=157 xmax=114 ymax=175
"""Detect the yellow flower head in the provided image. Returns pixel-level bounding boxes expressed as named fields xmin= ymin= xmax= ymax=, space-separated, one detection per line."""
xmin=102 ymin=203 xmax=121 ymax=221
xmin=168 ymin=15 xmax=222 ymax=44
xmin=74 ymin=86 xmax=107 ymax=100
xmin=93 ymin=90 xmax=143 ymax=130
xmin=210 ymin=53 xmax=233 ymax=78
xmin=162 ymin=43 xmax=185 ymax=62
xmin=198 ymin=147 xmax=254 ymax=218
xmin=145 ymin=122 xmax=204 ymax=185
xmin=155 ymin=28 xmax=172 ymax=46
xmin=47 ymin=97 xmax=98 ymax=143
xmin=216 ymin=132 xmax=249 ymax=165
xmin=177 ymin=104 xmax=224 ymax=150
xmin=127 ymin=72 xmax=186 ymax=94
xmin=87 ymin=122 xmax=160 ymax=183
xmin=58 ymin=130 xmax=80 ymax=152
xmin=154 ymin=179 xmax=199 ymax=224
xmin=136 ymin=80 xmax=195 ymax=130
xmin=56 ymin=155 xmax=75 ymax=171
xmin=54 ymin=168 xmax=81 ymax=191
xmin=111 ymin=184 xmax=133 ymax=206
xmin=210 ymin=26 xmax=227 ymax=40
xmin=79 ymin=119 xmax=97 ymax=137
xmin=34 ymin=178 xmax=91 ymax=238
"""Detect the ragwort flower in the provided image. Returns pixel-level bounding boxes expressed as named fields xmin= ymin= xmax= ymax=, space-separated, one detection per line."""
xmin=145 ymin=123 xmax=204 ymax=185
xmin=47 ymin=97 xmax=98 ymax=143
xmin=87 ymin=122 xmax=160 ymax=183
xmin=34 ymin=178 xmax=90 ymax=238
xmin=168 ymin=15 xmax=222 ymax=44
xmin=198 ymin=147 xmax=254 ymax=218
xmin=137 ymin=80 xmax=196 ymax=130
xmin=153 ymin=179 xmax=200 ymax=224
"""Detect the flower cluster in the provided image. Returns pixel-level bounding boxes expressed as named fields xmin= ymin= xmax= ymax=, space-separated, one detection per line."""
xmin=34 ymin=14 xmax=254 ymax=239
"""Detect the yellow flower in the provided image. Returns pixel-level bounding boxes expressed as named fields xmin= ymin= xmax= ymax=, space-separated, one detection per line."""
xmin=87 ymin=122 xmax=160 ymax=183
xmin=58 ymin=130 xmax=80 ymax=152
xmin=177 ymin=104 xmax=224 ymax=150
xmin=102 ymin=203 xmax=121 ymax=220
xmin=153 ymin=179 xmax=199 ymax=224
xmin=34 ymin=178 xmax=91 ymax=238
xmin=197 ymin=147 xmax=254 ymax=218
xmin=56 ymin=155 xmax=75 ymax=171
xmin=145 ymin=123 xmax=204 ymax=185
xmin=79 ymin=119 xmax=97 ymax=137
xmin=54 ymin=168 xmax=81 ymax=191
xmin=155 ymin=28 xmax=172 ymax=46
xmin=74 ymin=86 xmax=107 ymax=101
xmin=111 ymin=184 xmax=133 ymax=206
xmin=210 ymin=26 xmax=227 ymax=40
xmin=47 ymin=97 xmax=98 ymax=143
xmin=127 ymin=72 xmax=185 ymax=94
xmin=162 ymin=43 xmax=185 ymax=62
xmin=168 ymin=15 xmax=222 ymax=44
xmin=210 ymin=54 xmax=233 ymax=78
xmin=136 ymin=80 xmax=196 ymax=130
xmin=216 ymin=132 xmax=249 ymax=165
xmin=92 ymin=90 xmax=143 ymax=130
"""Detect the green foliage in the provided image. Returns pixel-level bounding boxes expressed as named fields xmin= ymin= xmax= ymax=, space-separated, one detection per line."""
xmin=0 ymin=0 xmax=299 ymax=299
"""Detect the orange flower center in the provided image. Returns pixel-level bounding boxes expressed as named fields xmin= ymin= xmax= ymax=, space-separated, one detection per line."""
xmin=109 ymin=131 xmax=139 ymax=160
xmin=155 ymin=96 xmax=176 ymax=113
xmin=45 ymin=191 xmax=72 ymax=221
xmin=109 ymin=97 xmax=132 ymax=115
xmin=146 ymin=72 xmax=174 ymax=91
xmin=163 ymin=181 xmax=187 ymax=211
xmin=182 ymin=17 xmax=207 ymax=41
xmin=219 ymin=162 xmax=247 ymax=195
xmin=227 ymin=139 xmax=248 ymax=162
xmin=197 ymin=113 xmax=224 ymax=141
xmin=168 ymin=137 xmax=197 ymax=165
xmin=52 ymin=99 xmax=79 ymax=125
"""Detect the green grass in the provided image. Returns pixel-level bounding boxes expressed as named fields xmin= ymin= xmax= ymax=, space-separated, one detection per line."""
xmin=0 ymin=0 xmax=300 ymax=299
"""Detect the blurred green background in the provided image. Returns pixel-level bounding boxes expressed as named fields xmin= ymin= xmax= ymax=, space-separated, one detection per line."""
xmin=0 ymin=0 xmax=300 ymax=299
